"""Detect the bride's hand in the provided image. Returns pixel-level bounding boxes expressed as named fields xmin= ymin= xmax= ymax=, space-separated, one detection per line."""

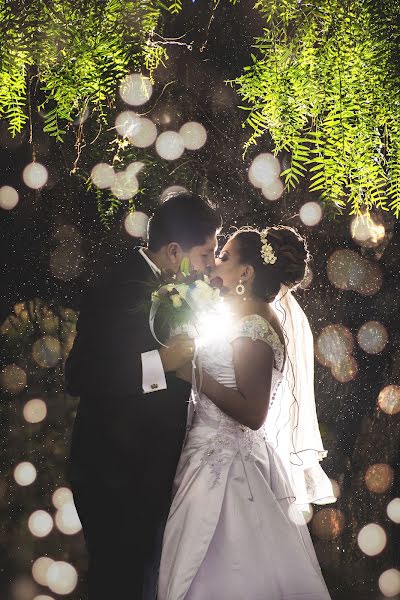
xmin=176 ymin=361 xmax=193 ymax=383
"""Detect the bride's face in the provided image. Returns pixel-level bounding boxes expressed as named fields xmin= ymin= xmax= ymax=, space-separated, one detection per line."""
xmin=213 ymin=237 xmax=246 ymax=294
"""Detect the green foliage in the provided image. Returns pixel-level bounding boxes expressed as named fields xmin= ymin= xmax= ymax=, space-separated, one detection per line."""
xmin=231 ymin=0 xmax=400 ymax=216
xmin=0 ymin=0 xmax=167 ymax=140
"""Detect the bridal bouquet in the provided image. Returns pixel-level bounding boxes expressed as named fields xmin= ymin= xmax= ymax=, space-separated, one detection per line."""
xmin=150 ymin=258 xmax=221 ymax=332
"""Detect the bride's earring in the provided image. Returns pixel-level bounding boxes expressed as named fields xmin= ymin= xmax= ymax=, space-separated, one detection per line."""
xmin=235 ymin=280 xmax=247 ymax=301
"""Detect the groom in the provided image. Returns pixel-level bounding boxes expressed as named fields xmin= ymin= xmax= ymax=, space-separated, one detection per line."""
xmin=65 ymin=191 xmax=221 ymax=600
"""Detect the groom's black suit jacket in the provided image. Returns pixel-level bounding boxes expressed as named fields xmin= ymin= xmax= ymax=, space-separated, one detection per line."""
xmin=65 ymin=248 xmax=191 ymax=599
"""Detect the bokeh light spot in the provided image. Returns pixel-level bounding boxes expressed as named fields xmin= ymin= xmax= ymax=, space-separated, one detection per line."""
xmin=156 ymin=131 xmax=185 ymax=161
xmin=14 ymin=462 xmax=37 ymax=486
xmin=46 ymin=561 xmax=78 ymax=595
xmin=23 ymin=162 xmax=48 ymax=189
xmin=351 ymin=213 xmax=386 ymax=248
xmin=248 ymin=153 xmax=281 ymax=188
xmin=32 ymin=336 xmax=61 ymax=368
xmin=262 ymin=178 xmax=284 ymax=201
xmin=312 ymin=508 xmax=345 ymax=540
xmin=378 ymin=569 xmax=400 ymax=598
xmin=23 ymin=398 xmax=47 ymax=424
xmin=119 ymin=73 xmax=153 ymax=106
xmin=299 ymin=202 xmax=323 ymax=227
xmin=179 ymin=122 xmax=207 ymax=150
xmin=386 ymin=498 xmax=400 ymax=524
xmin=357 ymin=321 xmax=388 ymax=354
xmin=357 ymin=523 xmax=386 ymax=556
xmin=52 ymin=487 xmax=74 ymax=510
xmin=0 ymin=364 xmax=27 ymax=394
xmin=378 ymin=386 xmax=400 ymax=415
xmin=124 ymin=211 xmax=149 ymax=238
xmin=0 ymin=185 xmax=19 ymax=210
xmin=111 ymin=171 xmax=139 ymax=200
xmin=32 ymin=557 xmax=54 ymax=586
xmin=55 ymin=502 xmax=82 ymax=535
xmin=90 ymin=163 xmax=115 ymax=189
xmin=28 ymin=510 xmax=53 ymax=538
xmin=365 ymin=464 xmax=394 ymax=494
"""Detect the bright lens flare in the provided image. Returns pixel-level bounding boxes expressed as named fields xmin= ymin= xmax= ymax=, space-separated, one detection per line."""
xmin=196 ymin=303 xmax=233 ymax=348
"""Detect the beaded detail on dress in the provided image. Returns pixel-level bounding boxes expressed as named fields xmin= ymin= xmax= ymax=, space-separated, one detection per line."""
xmin=195 ymin=314 xmax=286 ymax=487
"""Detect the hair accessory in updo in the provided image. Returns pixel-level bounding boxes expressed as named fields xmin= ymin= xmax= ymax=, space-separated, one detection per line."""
xmin=260 ymin=230 xmax=277 ymax=265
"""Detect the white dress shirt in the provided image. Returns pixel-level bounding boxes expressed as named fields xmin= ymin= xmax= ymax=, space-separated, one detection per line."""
xmin=138 ymin=248 xmax=168 ymax=394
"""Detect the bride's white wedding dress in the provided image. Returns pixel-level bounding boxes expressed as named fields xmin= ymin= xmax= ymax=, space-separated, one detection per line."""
xmin=158 ymin=313 xmax=333 ymax=600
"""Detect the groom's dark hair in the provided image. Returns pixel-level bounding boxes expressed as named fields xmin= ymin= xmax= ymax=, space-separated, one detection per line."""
xmin=148 ymin=192 xmax=221 ymax=252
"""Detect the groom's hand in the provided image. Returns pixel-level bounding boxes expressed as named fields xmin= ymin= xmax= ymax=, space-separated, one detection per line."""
xmin=159 ymin=334 xmax=195 ymax=373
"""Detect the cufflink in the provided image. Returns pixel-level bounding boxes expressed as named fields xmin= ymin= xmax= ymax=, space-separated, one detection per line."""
xmin=151 ymin=383 xmax=159 ymax=390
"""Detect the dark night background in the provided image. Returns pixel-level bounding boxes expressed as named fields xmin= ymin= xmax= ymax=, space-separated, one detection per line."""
xmin=1 ymin=1 xmax=400 ymax=599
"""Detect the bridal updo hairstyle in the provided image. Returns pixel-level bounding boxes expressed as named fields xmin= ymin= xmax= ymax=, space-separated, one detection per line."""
xmin=233 ymin=226 xmax=310 ymax=303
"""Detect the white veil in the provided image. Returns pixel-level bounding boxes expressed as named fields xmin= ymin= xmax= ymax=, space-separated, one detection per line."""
xmin=267 ymin=286 xmax=337 ymax=509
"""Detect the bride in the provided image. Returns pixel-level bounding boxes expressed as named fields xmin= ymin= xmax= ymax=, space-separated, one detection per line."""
xmin=157 ymin=226 xmax=336 ymax=600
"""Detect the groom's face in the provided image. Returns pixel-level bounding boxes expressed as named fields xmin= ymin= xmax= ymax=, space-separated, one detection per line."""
xmin=185 ymin=233 xmax=218 ymax=274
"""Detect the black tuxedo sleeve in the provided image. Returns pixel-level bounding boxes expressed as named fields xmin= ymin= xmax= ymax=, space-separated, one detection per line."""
xmin=65 ymin=277 xmax=161 ymax=399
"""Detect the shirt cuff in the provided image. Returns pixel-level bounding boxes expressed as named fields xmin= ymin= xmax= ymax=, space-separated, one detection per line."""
xmin=141 ymin=350 xmax=167 ymax=394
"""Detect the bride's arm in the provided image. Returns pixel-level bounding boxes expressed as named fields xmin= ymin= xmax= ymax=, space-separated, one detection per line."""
xmin=178 ymin=338 xmax=274 ymax=430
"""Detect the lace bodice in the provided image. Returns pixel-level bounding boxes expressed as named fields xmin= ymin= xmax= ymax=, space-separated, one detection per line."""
xmin=192 ymin=314 xmax=286 ymax=486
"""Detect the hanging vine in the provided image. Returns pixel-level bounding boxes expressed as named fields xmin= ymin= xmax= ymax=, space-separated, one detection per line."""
xmin=0 ymin=0 xmax=168 ymax=140
xmin=230 ymin=0 xmax=400 ymax=217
